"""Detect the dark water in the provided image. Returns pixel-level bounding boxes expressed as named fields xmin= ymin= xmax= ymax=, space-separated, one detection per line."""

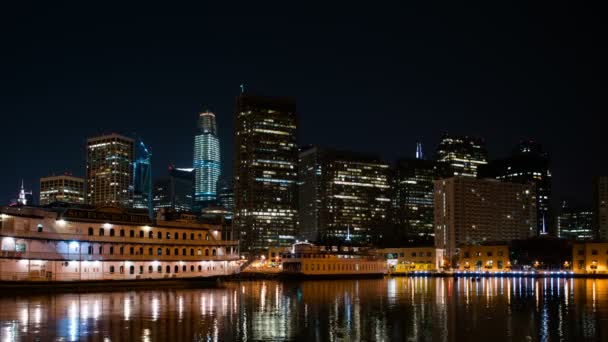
xmin=0 ymin=278 xmax=606 ymax=341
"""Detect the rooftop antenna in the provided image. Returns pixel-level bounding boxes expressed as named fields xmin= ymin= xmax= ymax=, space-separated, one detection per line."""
xmin=416 ymin=142 xmax=424 ymax=160
xmin=240 ymin=83 xmax=246 ymax=94
xmin=345 ymin=225 xmax=351 ymax=241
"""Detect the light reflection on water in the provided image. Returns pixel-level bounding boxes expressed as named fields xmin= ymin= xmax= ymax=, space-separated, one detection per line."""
xmin=0 ymin=278 xmax=606 ymax=341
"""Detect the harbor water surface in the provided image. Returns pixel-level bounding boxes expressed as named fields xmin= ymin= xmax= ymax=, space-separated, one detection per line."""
xmin=0 ymin=278 xmax=606 ymax=341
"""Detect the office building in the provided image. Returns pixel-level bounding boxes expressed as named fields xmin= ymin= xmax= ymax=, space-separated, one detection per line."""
xmin=193 ymin=111 xmax=221 ymax=207
xmin=436 ymin=133 xmax=487 ymax=178
xmin=152 ymin=166 xmax=194 ymax=212
xmin=479 ymin=140 xmax=552 ymax=236
xmin=86 ymin=133 xmax=134 ymax=207
xmin=594 ymin=176 xmax=608 ymax=240
xmin=217 ymin=179 xmax=234 ymax=219
xmin=434 ymin=177 xmax=536 ymax=260
xmin=133 ymin=140 xmax=152 ymax=217
xmin=39 ymin=174 xmax=85 ymax=205
xmin=557 ymin=202 xmax=594 ymax=241
xmin=298 ymin=147 xmax=391 ymax=244
xmin=234 ymin=94 xmax=298 ymax=252
xmin=394 ymin=150 xmax=450 ymax=242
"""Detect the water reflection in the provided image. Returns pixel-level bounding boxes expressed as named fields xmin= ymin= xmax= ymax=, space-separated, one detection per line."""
xmin=0 ymin=278 xmax=606 ymax=341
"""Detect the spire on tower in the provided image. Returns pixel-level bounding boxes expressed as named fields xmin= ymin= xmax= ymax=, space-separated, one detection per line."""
xmin=18 ymin=179 xmax=27 ymax=205
xmin=415 ymin=142 xmax=424 ymax=160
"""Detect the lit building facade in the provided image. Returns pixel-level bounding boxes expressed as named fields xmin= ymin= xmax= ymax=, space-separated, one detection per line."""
xmin=379 ymin=247 xmax=444 ymax=273
xmin=193 ymin=111 xmax=221 ymax=206
xmin=479 ymin=140 xmax=552 ymax=236
xmin=152 ymin=166 xmax=194 ymax=212
xmin=434 ymin=177 xmax=536 ymax=260
xmin=457 ymin=244 xmax=511 ymax=272
xmin=557 ymin=202 xmax=594 ymax=241
xmin=394 ymin=157 xmax=449 ymax=242
xmin=133 ymin=140 xmax=153 ymax=217
xmin=217 ymin=179 xmax=234 ymax=219
xmin=572 ymin=242 xmax=608 ymax=274
xmin=298 ymin=147 xmax=391 ymax=244
xmin=436 ymin=133 xmax=487 ymax=178
xmin=593 ymin=176 xmax=608 ymax=240
xmin=0 ymin=206 xmax=240 ymax=282
xmin=39 ymin=175 xmax=85 ymax=205
xmin=234 ymin=94 xmax=298 ymax=252
xmin=86 ymin=134 xmax=134 ymax=207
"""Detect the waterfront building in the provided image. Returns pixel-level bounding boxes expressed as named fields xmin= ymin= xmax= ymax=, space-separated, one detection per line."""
xmin=457 ymin=244 xmax=510 ymax=272
xmin=193 ymin=111 xmax=221 ymax=207
xmin=435 ymin=133 xmax=487 ymax=178
xmin=394 ymin=153 xmax=450 ymax=242
xmin=593 ymin=176 xmax=608 ymax=240
xmin=298 ymin=146 xmax=391 ymax=244
xmin=378 ymin=247 xmax=444 ymax=273
xmin=479 ymin=140 xmax=552 ymax=236
xmin=86 ymin=134 xmax=134 ymax=207
xmin=152 ymin=166 xmax=194 ymax=213
xmin=557 ymin=201 xmax=594 ymax=241
xmin=434 ymin=177 xmax=536 ymax=261
xmin=39 ymin=174 xmax=85 ymax=206
xmin=572 ymin=241 xmax=608 ymax=274
xmin=0 ymin=205 xmax=240 ymax=282
xmin=234 ymin=94 xmax=298 ymax=252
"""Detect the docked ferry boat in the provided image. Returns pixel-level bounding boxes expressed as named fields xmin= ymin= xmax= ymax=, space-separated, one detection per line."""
xmin=0 ymin=205 xmax=240 ymax=283
xmin=280 ymin=242 xmax=387 ymax=278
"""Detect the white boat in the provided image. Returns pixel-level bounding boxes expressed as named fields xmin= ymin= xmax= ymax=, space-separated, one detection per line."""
xmin=0 ymin=205 xmax=240 ymax=284
xmin=281 ymin=242 xmax=387 ymax=278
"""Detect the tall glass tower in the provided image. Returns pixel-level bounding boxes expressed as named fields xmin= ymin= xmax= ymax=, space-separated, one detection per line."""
xmin=193 ymin=111 xmax=221 ymax=206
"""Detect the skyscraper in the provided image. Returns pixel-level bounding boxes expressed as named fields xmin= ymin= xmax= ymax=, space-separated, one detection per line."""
xmin=193 ymin=110 xmax=221 ymax=207
xmin=436 ymin=133 xmax=488 ymax=178
xmin=217 ymin=178 xmax=235 ymax=219
xmin=479 ymin=140 xmax=552 ymax=236
xmin=86 ymin=133 xmax=134 ymax=207
xmin=298 ymin=147 xmax=391 ymax=244
xmin=39 ymin=174 xmax=85 ymax=205
xmin=152 ymin=166 xmax=194 ymax=213
xmin=593 ymin=176 xmax=608 ymax=240
xmin=394 ymin=152 xmax=449 ymax=243
xmin=234 ymin=94 xmax=298 ymax=252
xmin=434 ymin=177 xmax=536 ymax=260
xmin=133 ymin=140 xmax=152 ymax=217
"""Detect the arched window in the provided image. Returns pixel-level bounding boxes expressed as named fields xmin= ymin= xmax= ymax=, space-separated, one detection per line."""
xmin=149 ymin=231 xmax=153 ymax=238
xmin=157 ymin=232 xmax=162 ymax=239
xmin=182 ymin=265 xmax=187 ymax=272
xmin=198 ymin=265 xmax=202 ymax=271
xmin=119 ymin=246 xmax=124 ymax=255
xmin=205 ymin=249 xmax=209 ymax=256
xmin=129 ymin=247 xmax=134 ymax=255
xmin=166 ymin=248 xmax=170 ymax=256
xmin=109 ymin=246 xmax=114 ymax=255
xmin=99 ymin=246 xmax=104 ymax=254
xmin=198 ymin=233 xmax=202 ymax=240
xmin=88 ymin=246 xmax=93 ymax=255
xmin=148 ymin=265 xmax=153 ymax=273
xmin=174 ymin=248 xmax=179 ymax=255
xmin=130 ymin=230 xmax=135 ymax=238
xmin=190 ymin=248 xmax=194 ymax=256
xmin=88 ymin=227 xmax=94 ymax=236
xmin=139 ymin=247 xmax=143 ymax=255
xmin=190 ymin=265 xmax=194 ymax=272
xmin=182 ymin=248 xmax=186 ymax=256
xmin=157 ymin=248 xmax=162 ymax=256
xmin=174 ymin=265 xmax=179 ymax=273
xmin=109 ymin=266 xmax=115 ymax=273
xmin=110 ymin=229 xmax=115 ymax=237
xmin=197 ymin=249 xmax=202 ymax=256
xmin=157 ymin=265 xmax=162 ymax=273
xmin=182 ymin=233 xmax=187 ymax=240
xmin=212 ymin=249 xmax=217 ymax=256
xmin=206 ymin=234 xmax=210 ymax=241
xmin=99 ymin=228 xmax=105 ymax=236
xmin=139 ymin=231 xmax=144 ymax=238
xmin=129 ymin=266 xmax=135 ymax=274
xmin=119 ymin=266 xmax=124 ymax=273
xmin=148 ymin=247 xmax=153 ymax=255
xmin=166 ymin=265 xmax=170 ymax=273
xmin=120 ymin=229 xmax=125 ymax=237
xmin=190 ymin=233 xmax=194 ymax=240
xmin=166 ymin=232 xmax=171 ymax=239
xmin=174 ymin=232 xmax=179 ymax=239
xmin=37 ymin=224 xmax=43 ymax=232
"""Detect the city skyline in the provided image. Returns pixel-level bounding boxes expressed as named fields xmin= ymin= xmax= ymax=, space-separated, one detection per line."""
xmin=0 ymin=2 xmax=603 ymax=211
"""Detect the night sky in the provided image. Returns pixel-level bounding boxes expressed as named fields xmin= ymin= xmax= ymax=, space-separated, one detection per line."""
xmin=0 ymin=2 xmax=605 ymax=209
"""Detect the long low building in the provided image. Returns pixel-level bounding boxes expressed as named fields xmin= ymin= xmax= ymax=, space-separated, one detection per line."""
xmin=572 ymin=242 xmax=608 ymax=275
xmin=378 ymin=247 xmax=445 ymax=273
xmin=0 ymin=206 xmax=240 ymax=282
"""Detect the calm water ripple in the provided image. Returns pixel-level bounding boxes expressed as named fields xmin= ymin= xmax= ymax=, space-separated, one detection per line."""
xmin=0 ymin=278 xmax=606 ymax=341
